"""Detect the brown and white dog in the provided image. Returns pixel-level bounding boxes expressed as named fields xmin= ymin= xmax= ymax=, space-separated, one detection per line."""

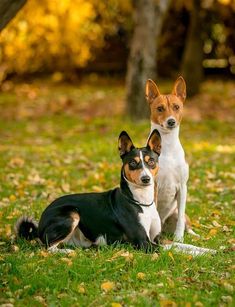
xmin=145 ymin=77 xmax=198 ymax=241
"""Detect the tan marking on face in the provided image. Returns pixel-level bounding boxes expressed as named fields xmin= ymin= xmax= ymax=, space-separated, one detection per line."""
xmin=149 ymin=94 xmax=183 ymax=126
xmin=134 ymin=157 xmax=140 ymax=163
xmin=144 ymin=155 xmax=150 ymax=163
xmin=124 ymin=164 xmax=142 ymax=184
xmin=149 ymin=165 xmax=159 ymax=177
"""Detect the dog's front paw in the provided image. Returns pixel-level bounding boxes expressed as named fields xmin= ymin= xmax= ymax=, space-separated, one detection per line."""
xmin=174 ymin=230 xmax=184 ymax=242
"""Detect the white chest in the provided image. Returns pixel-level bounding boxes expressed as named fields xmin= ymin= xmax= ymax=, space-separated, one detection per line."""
xmin=138 ymin=204 xmax=161 ymax=241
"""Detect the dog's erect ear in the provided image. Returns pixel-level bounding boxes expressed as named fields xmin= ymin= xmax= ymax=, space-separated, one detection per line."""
xmin=172 ymin=76 xmax=186 ymax=102
xmin=118 ymin=131 xmax=135 ymax=157
xmin=145 ymin=79 xmax=161 ymax=104
xmin=147 ymin=129 xmax=161 ymax=155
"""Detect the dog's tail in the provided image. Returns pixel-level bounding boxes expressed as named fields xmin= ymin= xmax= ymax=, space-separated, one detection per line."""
xmin=162 ymin=242 xmax=217 ymax=256
xmin=15 ymin=216 xmax=38 ymax=240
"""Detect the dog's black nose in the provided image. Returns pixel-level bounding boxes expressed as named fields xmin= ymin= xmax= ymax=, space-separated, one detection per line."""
xmin=167 ymin=118 xmax=176 ymax=127
xmin=141 ymin=176 xmax=151 ymax=184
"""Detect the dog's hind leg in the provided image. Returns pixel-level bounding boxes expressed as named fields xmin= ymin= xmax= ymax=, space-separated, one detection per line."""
xmin=163 ymin=210 xmax=200 ymax=238
xmin=39 ymin=212 xmax=80 ymax=253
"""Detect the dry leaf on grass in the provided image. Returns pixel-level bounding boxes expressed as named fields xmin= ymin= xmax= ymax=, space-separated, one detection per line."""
xmin=137 ymin=272 xmax=146 ymax=280
xmin=101 ymin=281 xmax=115 ymax=292
xmin=160 ymin=299 xmax=177 ymax=307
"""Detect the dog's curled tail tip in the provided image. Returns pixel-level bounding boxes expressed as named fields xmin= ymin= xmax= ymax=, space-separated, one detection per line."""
xmin=15 ymin=216 xmax=38 ymax=240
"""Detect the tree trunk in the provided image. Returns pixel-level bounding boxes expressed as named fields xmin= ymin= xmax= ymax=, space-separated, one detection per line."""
xmin=126 ymin=0 xmax=170 ymax=119
xmin=0 ymin=0 xmax=27 ymax=32
xmin=181 ymin=0 xmax=204 ymax=97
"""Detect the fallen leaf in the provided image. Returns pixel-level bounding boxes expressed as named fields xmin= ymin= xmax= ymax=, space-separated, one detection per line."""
xmin=151 ymin=253 xmax=159 ymax=261
xmin=212 ymin=220 xmax=221 ymax=228
xmin=78 ymin=286 xmax=86 ymax=294
xmin=160 ymin=299 xmax=177 ymax=307
xmin=221 ymin=296 xmax=233 ymax=303
xmin=206 ymin=228 xmax=217 ymax=239
xmin=168 ymin=251 xmax=175 ymax=262
xmin=222 ymin=225 xmax=230 ymax=232
xmin=61 ymin=182 xmax=70 ymax=193
xmin=9 ymin=195 xmax=16 ymax=202
xmin=9 ymin=157 xmax=25 ymax=168
xmin=11 ymin=245 xmax=19 ymax=252
xmin=34 ymin=295 xmax=46 ymax=304
xmin=137 ymin=272 xmax=146 ymax=280
xmin=223 ymin=282 xmax=234 ymax=293
xmin=61 ymin=257 xmax=73 ymax=266
xmin=101 ymin=281 xmax=115 ymax=292
xmin=39 ymin=250 xmax=49 ymax=258
xmin=111 ymin=303 xmax=122 ymax=307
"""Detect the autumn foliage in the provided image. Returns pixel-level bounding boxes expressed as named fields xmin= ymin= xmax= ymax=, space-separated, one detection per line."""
xmin=0 ymin=0 xmax=132 ymax=78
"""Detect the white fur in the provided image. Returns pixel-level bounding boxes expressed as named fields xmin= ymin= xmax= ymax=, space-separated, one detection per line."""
xmin=125 ymin=151 xmax=161 ymax=242
xmin=151 ymin=121 xmax=189 ymax=241
xmin=162 ymin=242 xmax=217 ymax=256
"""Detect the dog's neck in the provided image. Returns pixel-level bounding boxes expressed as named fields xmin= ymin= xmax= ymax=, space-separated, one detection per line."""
xmin=150 ymin=121 xmax=183 ymax=156
xmin=120 ymin=172 xmax=154 ymax=205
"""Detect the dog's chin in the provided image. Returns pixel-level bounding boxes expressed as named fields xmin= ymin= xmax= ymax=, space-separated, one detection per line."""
xmin=160 ymin=124 xmax=178 ymax=132
xmin=166 ymin=125 xmax=176 ymax=130
xmin=139 ymin=182 xmax=152 ymax=187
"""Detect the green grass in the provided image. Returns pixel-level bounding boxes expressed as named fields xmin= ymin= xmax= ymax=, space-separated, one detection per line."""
xmin=0 ymin=78 xmax=234 ymax=306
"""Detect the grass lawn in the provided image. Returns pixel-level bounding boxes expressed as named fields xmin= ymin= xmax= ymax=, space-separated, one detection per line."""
xmin=0 ymin=78 xmax=234 ymax=306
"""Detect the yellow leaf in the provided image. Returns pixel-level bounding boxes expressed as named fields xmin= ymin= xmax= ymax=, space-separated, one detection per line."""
xmin=68 ymin=251 xmax=77 ymax=257
xmin=137 ymin=272 xmax=145 ymax=280
xmin=61 ymin=182 xmax=70 ymax=193
xmin=101 ymin=281 xmax=115 ymax=292
xmin=9 ymin=195 xmax=16 ymax=202
xmin=160 ymin=299 xmax=177 ymax=307
xmin=61 ymin=257 xmax=73 ymax=266
xmin=9 ymin=157 xmax=25 ymax=168
xmin=187 ymin=255 xmax=193 ymax=261
xmin=168 ymin=251 xmax=175 ymax=262
xmin=151 ymin=253 xmax=159 ymax=261
xmin=207 ymin=228 xmax=217 ymax=238
xmin=39 ymin=250 xmax=49 ymax=257
xmin=120 ymin=251 xmax=133 ymax=262
xmin=78 ymin=286 xmax=86 ymax=294
xmin=111 ymin=303 xmax=122 ymax=307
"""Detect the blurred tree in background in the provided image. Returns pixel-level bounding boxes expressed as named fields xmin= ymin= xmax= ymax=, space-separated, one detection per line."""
xmin=126 ymin=0 xmax=171 ymax=119
xmin=0 ymin=0 xmax=26 ymax=31
xmin=0 ymin=0 xmax=132 ymax=79
xmin=0 ymin=0 xmax=235 ymax=118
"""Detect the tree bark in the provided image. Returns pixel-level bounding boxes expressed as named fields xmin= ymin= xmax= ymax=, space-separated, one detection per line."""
xmin=0 ymin=0 xmax=27 ymax=32
xmin=181 ymin=0 xmax=204 ymax=97
xmin=126 ymin=0 xmax=170 ymax=119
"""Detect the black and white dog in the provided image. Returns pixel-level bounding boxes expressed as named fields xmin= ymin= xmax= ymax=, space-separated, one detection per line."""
xmin=15 ymin=130 xmax=162 ymax=252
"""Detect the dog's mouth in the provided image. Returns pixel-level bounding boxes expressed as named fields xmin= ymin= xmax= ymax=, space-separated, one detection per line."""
xmin=160 ymin=124 xmax=176 ymax=131
xmin=140 ymin=182 xmax=152 ymax=187
xmin=166 ymin=125 xmax=176 ymax=130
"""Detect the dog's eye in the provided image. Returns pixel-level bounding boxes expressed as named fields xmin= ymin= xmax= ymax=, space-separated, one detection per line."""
xmin=147 ymin=158 xmax=155 ymax=167
xmin=157 ymin=106 xmax=164 ymax=112
xmin=129 ymin=160 xmax=137 ymax=168
xmin=173 ymin=104 xmax=180 ymax=110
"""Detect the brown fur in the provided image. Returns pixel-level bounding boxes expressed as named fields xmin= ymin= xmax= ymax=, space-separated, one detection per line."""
xmin=124 ymin=164 xmax=143 ymax=184
xmin=146 ymin=77 xmax=186 ymax=127
xmin=149 ymin=95 xmax=184 ymax=127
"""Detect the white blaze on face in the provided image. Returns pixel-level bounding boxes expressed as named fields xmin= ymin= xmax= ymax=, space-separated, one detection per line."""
xmin=139 ymin=151 xmax=153 ymax=184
